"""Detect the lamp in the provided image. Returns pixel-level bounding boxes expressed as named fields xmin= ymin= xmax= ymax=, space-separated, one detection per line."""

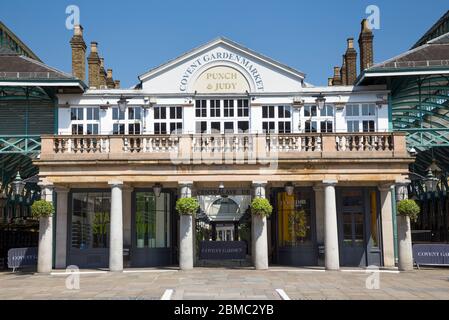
xmin=12 ymin=171 xmax=26 ymax=196
xmin=0 ymin=189 xmax=7 ymax=209
xmin=314 ymin=93 xmax=326 ymax=110
xmin=153 ymin=183 xmax=162 ymax=197
xmin=285 ymin=182 xmax=294 ymax=196
xmin=117 ymin=95 xmax=128 ymax=113
xmin=424 ymin=168 xmax=438 ymax=193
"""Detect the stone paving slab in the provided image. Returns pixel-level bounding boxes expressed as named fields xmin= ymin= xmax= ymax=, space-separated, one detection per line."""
xmin=0 ymin=267 xmax=448 ymax=300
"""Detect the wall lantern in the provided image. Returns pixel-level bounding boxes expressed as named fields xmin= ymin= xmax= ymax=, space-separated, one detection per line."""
xmin=424 ymin=168 xmax=439 ymax=193
xmin=153 ymin=183 xmax=162 ymax=197
xmin=12 ymin=171 xmax=26 ymax=196
xmin=0 ymin=190 xmax=7 ymax=209
xmin=117 ymin=95 xmax=128 ymax=113
xmin=284 ymin=182 xmax=294 ymax=196
xmin=314 ymin=93 xmax=326 ymax=110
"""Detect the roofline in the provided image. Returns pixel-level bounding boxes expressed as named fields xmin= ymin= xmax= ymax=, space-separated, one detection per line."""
xmin=355 ymin=68 xmax=449 ymax=86
xmin=411 ymin=10 xmax=449 ymax=49
xmin=0 ymin=21 xmax=42 ymax=62
xmin=138 ymin=37 xmax=306 ymax=82
xmin=0 ymin=79 xmax=87 ymax=90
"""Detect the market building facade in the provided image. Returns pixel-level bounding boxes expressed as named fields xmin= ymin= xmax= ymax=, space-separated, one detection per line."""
xmin=29 ymin=21 xmax=414 ymax=272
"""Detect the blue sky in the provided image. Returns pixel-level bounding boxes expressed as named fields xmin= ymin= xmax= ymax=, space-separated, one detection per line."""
xmin=1 ymin=1 xmax=448 ymax=87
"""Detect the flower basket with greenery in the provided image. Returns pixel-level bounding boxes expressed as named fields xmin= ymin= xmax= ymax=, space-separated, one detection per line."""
xmin=176 ymin=197 xmax=199 ymax=216
xmin=250 ymin=198 xmax=273 ymax=217
xmin=397 ymin=199 xmax=421 ymax=222
xmin=289 ymin=209 xmax=308 ymax=242
xmin=31 ymin=200 xmax=55 ymax=219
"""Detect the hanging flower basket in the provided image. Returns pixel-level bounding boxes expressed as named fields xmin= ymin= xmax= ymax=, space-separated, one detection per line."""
xmin=250 ymin=198 xmax=273 ymax=217
xmin=397 ymin=199 xmax=420 ymax=222
xmin=31 ymin=200 xmax=55 ymax=218
xmin=176 ymin=197 xmax=199 ymax=216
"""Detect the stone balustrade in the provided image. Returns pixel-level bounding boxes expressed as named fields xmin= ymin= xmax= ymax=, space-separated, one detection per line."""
xmin=41 ymin=132 xmax=407 ymax=161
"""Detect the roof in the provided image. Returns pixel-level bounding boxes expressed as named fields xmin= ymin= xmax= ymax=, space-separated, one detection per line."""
xmin=412 ymin=10 xmax=449 ymax=49
xmin=356 ymin=32 xmax=449 ymax=85
xmin=138 ymin=37 xmax=306 ymax=82
xmin=0 ymin=21 xmax=41 ymax=62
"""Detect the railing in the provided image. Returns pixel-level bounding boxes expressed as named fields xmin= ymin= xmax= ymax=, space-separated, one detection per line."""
xmin=0 ymin=135 xmax=41 ymax=154
xmin=41 ymin=132 xmax=407 ymax=160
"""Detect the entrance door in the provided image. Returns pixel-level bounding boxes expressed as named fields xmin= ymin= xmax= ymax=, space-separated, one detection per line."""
xmin=130 ymin=190 xmax=174 ymax=267
xmin=337 ymin=188 xmax=381 ymax=267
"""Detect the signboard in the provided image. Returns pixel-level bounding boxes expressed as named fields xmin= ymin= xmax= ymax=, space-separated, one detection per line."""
xmin=199 ymin=241 xmax=246 ymax=260
xmin=8 ymin=247 xmax=38 ymax=271
xmin=193 ymin=66 xmax=250 ymax=93
xmin=413 ymin=244 xmax=449 ymax=267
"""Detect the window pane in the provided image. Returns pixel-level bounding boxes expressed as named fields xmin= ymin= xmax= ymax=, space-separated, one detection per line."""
xmin=135 ymin=192 xmax=171 ymax=248
xmin=370 ymin=190 xmax=379 ymax=247
xmin=224 ymin=122 xmax=234 ymax=133
xmin=238 ymin=121 xmax=249 ymax=133
xmin=211 ymin=122 xmax=221 ymax=133
xmin=262 ymin=106 xmax=268 ymax=118
xmin=269 ymin=106 xmax=275 ymax=118
xmin=71 ymin=192 xmax=111 ymax=249
xmin=176 ymin=107 xmax=183 ymax=119
xmin=170 ymin=107 xmax=176 ymax=119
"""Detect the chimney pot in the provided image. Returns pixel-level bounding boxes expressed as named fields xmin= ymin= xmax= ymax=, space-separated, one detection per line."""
xmin=347 ymin=38 xmax=354 ymax=49
xmin=114 ymin=80 xmax=121 ymax=89
xmin=328 ymin=78 xmax=333 ymax=86
xmin=107 ymin=69 xmax=113 ymax=78
xmin=74 ymin=25 xmax=83 ymax=36
xmin=90 ymin=42 xmax=98 ymax=53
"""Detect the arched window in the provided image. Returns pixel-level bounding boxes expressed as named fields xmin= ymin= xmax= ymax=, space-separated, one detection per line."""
xmin=208 ymin=197 xmax=239 ymax=216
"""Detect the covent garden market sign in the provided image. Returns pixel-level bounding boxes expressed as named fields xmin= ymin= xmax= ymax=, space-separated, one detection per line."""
xmin=179 ymin=51 xmax=265 ymax=92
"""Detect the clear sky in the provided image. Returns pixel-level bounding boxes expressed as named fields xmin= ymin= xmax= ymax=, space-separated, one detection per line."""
xmin=1 ymin=0 xmax=448 ymax=88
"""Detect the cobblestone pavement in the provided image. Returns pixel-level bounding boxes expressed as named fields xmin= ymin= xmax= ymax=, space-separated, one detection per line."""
xmin=0 ymin=267 xmax=448 ymax=300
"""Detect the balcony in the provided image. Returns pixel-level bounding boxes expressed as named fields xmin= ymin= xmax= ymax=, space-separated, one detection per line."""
xmin=40 ymin=132 xmax=409 ymax=163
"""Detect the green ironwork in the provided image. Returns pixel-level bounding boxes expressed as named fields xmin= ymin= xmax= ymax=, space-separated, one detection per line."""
xmin=0 ymin=136 xmax=41 ymax=154
xmin=391 ymin=74 xmax=449 ymax=151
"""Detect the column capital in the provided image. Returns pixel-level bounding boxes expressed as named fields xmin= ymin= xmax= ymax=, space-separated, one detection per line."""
xmin=395 ymin=178 xmax=411 ymax=187
xmin=108 ymin=181 xmax=124 ymax=188
xmin=322 ymin=179 xmax=338 ymax=187
xmin=55 ymin=186 xmax=69 ymax=194
xmin=178 ymin=181 xmax=193 ymax=187
xmin=378 ymin=183 xmax=394 ymax=192
xmin=252 ymin=181 xmax=268 ymax=187
xmin=38 ymin=180 xmax=54 ymax=189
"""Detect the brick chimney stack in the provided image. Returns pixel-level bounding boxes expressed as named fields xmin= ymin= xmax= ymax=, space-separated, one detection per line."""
xmin=358 ymin=19 xmax=374 ymax=73
xmin=114 ymin=80 xmax=121 ymax=89
xmin=106 ymin=69 xmax=115 ymax=88
xmin=70 ymin=25 xmax=86 ymax=81
xmin=99 ymin=57 xmax=107 ymax=88
xmin=344 ymin=38 xmax=357 ymax=85
xmin=340 ymin=54 xmax=347 ymax=85
xmin=332 ymin=66 xmax=342 ymax=85
xmin=87 ymin=42 xmax=101 ymax=89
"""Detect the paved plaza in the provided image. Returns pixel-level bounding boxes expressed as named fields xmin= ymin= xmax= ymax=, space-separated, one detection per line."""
xmin=0 ymin=267 xmax=448 ymax=300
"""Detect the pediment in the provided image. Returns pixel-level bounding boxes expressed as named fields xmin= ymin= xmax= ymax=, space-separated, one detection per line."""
xmin=138 ymin=37 xmax=306 ymax=94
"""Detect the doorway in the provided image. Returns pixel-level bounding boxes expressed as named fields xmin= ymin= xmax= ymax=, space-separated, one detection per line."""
xmin=337 ymin=188 xmax=382 ymax=267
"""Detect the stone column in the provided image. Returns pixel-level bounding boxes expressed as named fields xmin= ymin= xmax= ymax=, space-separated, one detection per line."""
xmin=55 ymin=187 xmax=69 ymax=269
xmin=37 ymin=182 xmax=54 ymax=273
xmin=313 ymin=185 xmax=325 ymax=266
xmin=179 ymin=182 xmax=193 ymax=270
xmin=109 ymin=181 xmax=123 ymax=272
xmin=396 ymin=180 xmax=414 ymax=271
xmin=379 ymin=184 xmax=395 ymax=268
xmin=252 ymin=181 xmax=268 ymax=270
xmin=323 ymin=180 xmax=339 ymax=270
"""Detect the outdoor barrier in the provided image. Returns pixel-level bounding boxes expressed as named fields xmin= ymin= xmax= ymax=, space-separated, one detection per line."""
xmin=413 ymin=244 xmax=449 ymax=267
xmin=7 ymin=247 xmax=38 ymax=272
